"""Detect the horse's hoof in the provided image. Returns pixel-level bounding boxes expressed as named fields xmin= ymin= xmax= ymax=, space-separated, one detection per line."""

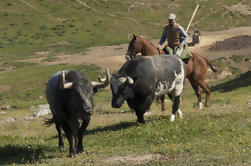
xmin=198 ymin=102 xmax=202 ymax=110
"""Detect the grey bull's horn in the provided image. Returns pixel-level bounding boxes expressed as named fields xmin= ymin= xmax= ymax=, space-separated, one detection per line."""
xmin=98 ymin=75 xmax=106 ymax=83
xmin=91 ymin=68 xmax=111 ymax=89
xmin=60 ymin=70 xmax=73 ymax=89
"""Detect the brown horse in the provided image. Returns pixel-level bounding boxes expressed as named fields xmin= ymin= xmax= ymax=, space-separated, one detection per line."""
xmin=125 ymin=35 xmax=217 ymax=110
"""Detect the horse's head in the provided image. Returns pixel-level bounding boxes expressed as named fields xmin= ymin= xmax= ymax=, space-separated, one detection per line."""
xmin=125 ymin=35 xmax=141 ymax=60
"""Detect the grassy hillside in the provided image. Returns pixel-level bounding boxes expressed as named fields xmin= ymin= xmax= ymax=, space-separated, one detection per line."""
xmin=0 ymin=0 xmax=250 ymax=165
xmin=0 ymin=72 xmax=250 ymax=165
xmin=0 ymin=0 xmax=250 ymax=57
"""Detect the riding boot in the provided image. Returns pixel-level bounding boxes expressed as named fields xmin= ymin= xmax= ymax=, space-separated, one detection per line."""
xmin=163 ymin=47 xmax=169 ymax=54
xmin=182 ymin=57 xmax=191 ymax=64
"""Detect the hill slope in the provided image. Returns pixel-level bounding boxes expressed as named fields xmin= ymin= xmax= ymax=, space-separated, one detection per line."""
xmin=0 ymin=0 xmax=251 ymax=57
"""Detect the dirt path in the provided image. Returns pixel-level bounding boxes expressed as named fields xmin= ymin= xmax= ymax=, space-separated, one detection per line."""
xmin=20 ymin=26 xmax=251 ymax=72
xmin=67 ymin=26 xmax=251 ymax=72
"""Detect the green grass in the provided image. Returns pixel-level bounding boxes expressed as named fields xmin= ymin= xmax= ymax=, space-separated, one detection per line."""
xmin=0 ymin=0 xmax=250 ymax=58
xmin=0 ymin=71 xmax=250 ymax=165
xmin=0 ymin=104 xmax=250 ymax=165
xmin=0 ymin=63 xmax=101 ymax=109
xmin=230 ymin=55 xmax=244 ymax=63
xmin=0 ymin=0 xmax=250 ymax=165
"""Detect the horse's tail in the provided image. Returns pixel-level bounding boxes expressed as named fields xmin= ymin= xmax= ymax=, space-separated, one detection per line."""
xmin=203 ymin=57 xmax=217 ymax=72
xmin=44 ymin=117 xmax=55 ymax=127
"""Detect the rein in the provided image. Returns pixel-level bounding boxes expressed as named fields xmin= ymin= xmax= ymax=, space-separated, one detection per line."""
xmin=157 ymin=48 xmax=161 ymax=55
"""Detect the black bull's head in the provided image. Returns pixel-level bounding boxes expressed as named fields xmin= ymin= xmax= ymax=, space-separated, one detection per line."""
xmin=110 ymin=75 xmax=134 ymax=108
xmin=60 ymin=69 xmax=111 ymax=115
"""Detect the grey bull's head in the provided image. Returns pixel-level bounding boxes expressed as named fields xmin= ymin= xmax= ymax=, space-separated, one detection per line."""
xmin=110 ymin=75 xmax=134 ymax=108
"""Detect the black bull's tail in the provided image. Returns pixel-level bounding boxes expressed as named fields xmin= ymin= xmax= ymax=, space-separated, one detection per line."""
xmin=44 ymin=117 xmax=55 ymax=127
xmin=203 ymin=57 xmax=217 ymax=72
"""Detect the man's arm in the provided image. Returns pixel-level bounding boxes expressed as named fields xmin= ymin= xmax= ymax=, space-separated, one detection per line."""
xmin=158 ymin=26 xmax=167 ymax=47
xmin=178 ymin=26 xmax=189 ymax=47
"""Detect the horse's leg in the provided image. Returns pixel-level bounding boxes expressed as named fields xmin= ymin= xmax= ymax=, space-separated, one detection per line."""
xmin=189 ymin=78 xmax=202 ymax=109
xmin=198 ymin=80 xmax=210 ymax=107
xmin=160 ymin=95 xmax=165 ymax=112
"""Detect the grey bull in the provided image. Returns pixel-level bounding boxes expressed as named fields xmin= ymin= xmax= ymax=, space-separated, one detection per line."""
xmin=110 ymin=55 xmax=186 ymax=123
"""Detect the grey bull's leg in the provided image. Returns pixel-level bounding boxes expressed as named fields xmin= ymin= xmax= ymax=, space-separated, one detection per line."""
xmin=170 ymin=95 xmax=180 ymax=122
xmin=136 ymin=111 xmax=145 ymax=124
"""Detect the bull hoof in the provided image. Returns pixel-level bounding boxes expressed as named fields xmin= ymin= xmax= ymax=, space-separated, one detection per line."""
xmin=77 ymin=148 xmax=84 ymax=154
xmin=177 ymin=109 xmax=183 ymax=119
xmin=170 ymin=114 xmax=175 ymax=122
xmin=205 ymin=104 xmax=210 ymax=107
xmin=69 ymin=153 xmax=76 ymax=158
xmin=69 ymin=149 xmax=77 ymax=157
xmin=137 ymin=120 xmax=145 ymax=124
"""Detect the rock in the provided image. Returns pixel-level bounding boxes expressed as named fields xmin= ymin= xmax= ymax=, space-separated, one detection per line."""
xmin=39 ymin=96 xmax=44 ymax=99
xmin=32 ymin=104 xmax=51 ymax=117
xmin=218 ymin=68 xmax=232 ymax=80
xmin=25 ymin=104 xmax=51 ymax=120
xmin=0 ymin=117 xmax=15 ymax=125
xmin=0 ymin=111 xmax=6 ymax=115
xmin=248 ymin=100 xmax=251 ymax=108
xmin=128 ymin=4 xmax=136 ymax=11
xmin=30 ymin=105 xmax=36 ymax=111
xmin=0 ymin=106 xmax=10 ymax=111
xmin=6 ymin=117 xmax=15 ymax=123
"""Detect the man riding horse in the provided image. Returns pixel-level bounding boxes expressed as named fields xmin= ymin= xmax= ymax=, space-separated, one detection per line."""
xmin=156 ymin=13 xmax=191 ymax=59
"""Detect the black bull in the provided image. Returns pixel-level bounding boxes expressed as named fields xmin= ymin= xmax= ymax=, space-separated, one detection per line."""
xmin=110 ymin=55 xmax=186 ymax=123
xmin=45 ymin=69 xmax=110 ymax=157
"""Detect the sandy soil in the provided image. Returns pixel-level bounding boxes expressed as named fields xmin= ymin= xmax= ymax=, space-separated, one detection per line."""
xmin=18 ymin=26 xmax=251 ymax=73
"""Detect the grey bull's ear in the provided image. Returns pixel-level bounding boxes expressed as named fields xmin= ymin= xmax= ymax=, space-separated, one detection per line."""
xmin=91 ymin=68 xmax=111 ymax=89
xmin=60 ymin=70 xmax=73 ymax=89
xmin=126 ymin=76 xmax=134 ymax=85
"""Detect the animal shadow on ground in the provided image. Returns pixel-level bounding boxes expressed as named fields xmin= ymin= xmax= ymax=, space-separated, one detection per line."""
xmin=47 ymin=121 xmax=138 ymax=140
xmin=211 ymin=71 xmax=251 ymax=92
xmin=86 ymin=121 xmax=138 ymax=135
xmin=0 ymin=144 xmax=55 ymax=165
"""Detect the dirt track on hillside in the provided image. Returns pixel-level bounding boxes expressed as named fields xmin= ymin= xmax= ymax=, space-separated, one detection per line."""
xmin=22 ymin=26 xmax=251 ymax=73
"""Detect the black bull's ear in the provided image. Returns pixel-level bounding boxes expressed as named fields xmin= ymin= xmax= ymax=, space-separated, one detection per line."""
xmin=93 ymin=88 xmax=98 ymax=93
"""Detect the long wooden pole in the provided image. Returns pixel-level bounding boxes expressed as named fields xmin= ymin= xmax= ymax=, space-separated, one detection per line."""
xmin=185 ymin=4 xmax=199 ymax=33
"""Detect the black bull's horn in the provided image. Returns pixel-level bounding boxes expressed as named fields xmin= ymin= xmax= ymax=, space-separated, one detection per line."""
xmin=60 ymin=70 xmax=73 ymax=89
xmin=91 ymin=68 xmax=111 ymax=89
xmin=60 ymin=68 xmax=111 ymax=89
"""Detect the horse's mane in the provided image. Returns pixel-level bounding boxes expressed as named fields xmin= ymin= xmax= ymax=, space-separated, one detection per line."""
xmin=136 ymin=36 xmax=156 ymax=48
